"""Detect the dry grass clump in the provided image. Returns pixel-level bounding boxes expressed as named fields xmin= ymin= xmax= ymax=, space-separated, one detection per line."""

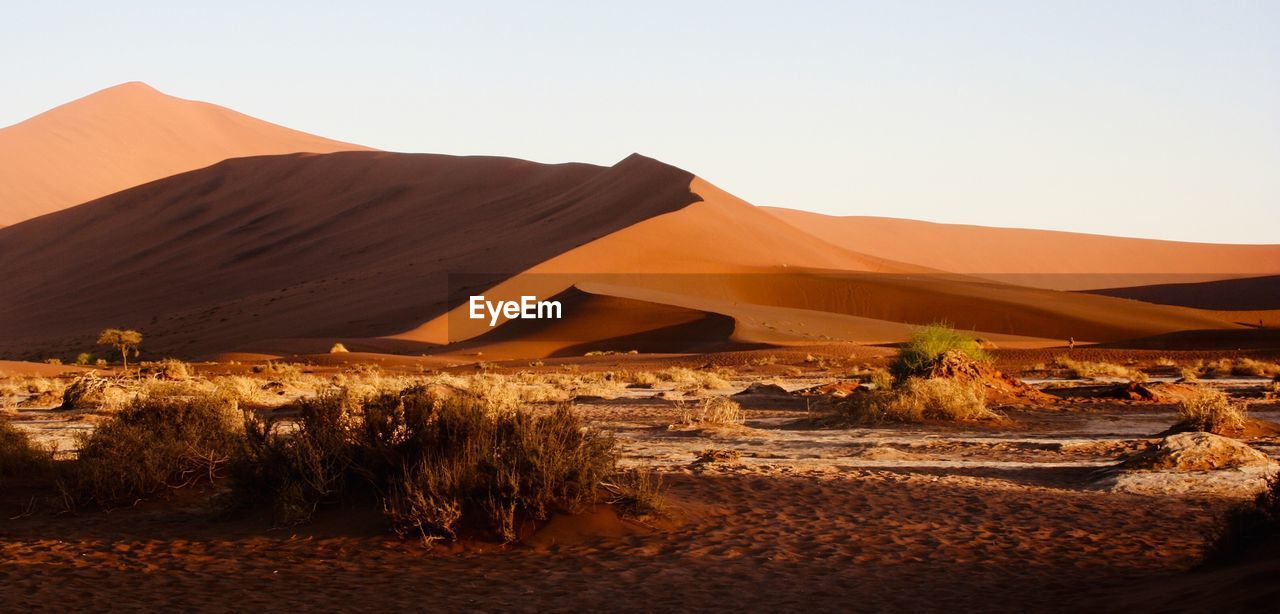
xmin=1 ymin=418 xmax=52 ymax=483
xmin=1230 ymin=358 xmax=1280 ymax=378
xmin=1175 ymin=388 xmax=1246 ymax=435
xmin=626 ymin=370 xmax=661 ymax=386
xmin=604 ymin=468 xmax=667 ymax=519
xmin=4 ymin=376 xmax=67 ymax=408
xmin=209 ymin=375 xmax=288 ymax=408
xmin=892 ymin=323 xmax=991 ymax=381
xmin=849 ymin=367 xmax=894 ymax=390
xmin=139 ymin=358 xmax=194 ymax=380
xmin=233 ymin=387 xmax=619 ymax=543
xmin=674 ymin=396 xmax=744 ymax=428
xmin=329 ymin=343 xmax=349 ymax=353
xmin=510 ymin=370 xmax=628 ymax=400
xmin=252 ymin=361 xmax=305 ymax=379
xmin=1178 ymin=364 xmax=1201 ymax=382
xmin=655 ymin=367 xmax=731 ymax=390
xmin=1191 ymin=358 xmax=1280 ymax=379
xmin=1052 ymin=357 xmax=1144 ymax=380
xmin=833 ymin=377 xmax=998 ymax=424
xmin=70 ymin=391 xmax=243 ymax=508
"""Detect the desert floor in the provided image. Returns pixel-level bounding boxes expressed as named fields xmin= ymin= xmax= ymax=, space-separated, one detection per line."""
xmin=3 ymin=351 xmax=1279 ymax=612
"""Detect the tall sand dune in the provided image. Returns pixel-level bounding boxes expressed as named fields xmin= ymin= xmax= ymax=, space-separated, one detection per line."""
xmin=764 ymin=208 xmax=1280 ymax=291
xmin=0 ymin=82 xmax=370 ymax=226
xmin=0 ymin=145 xmax=1261 ymax=360
xmin=0 ymin=152 xmax=701 ymax=358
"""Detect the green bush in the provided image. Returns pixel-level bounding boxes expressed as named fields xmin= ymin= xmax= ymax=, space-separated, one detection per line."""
xmin=891 ymin=323 xmax=990 ymax=382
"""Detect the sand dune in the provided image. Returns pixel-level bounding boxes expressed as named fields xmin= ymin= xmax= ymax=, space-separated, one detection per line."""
xmin=764 ymin=208 xmax=1280 ymax=290
xmin=0 ymin=151 xmax=702 ymax=358
xmin=1086 ymin=274 xmax=1280 ymax=311
xmin=0 ymin=82 xmax=369 ymax=226
xmin=0 ymin=139 xmax=1262 ymax=360
xmin=402 ymin=177 xmax=1250 ymax=357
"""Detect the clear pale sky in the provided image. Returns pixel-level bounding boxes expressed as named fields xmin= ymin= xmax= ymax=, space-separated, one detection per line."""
xmin=2 ymin=1 xmax=1277 ymax=243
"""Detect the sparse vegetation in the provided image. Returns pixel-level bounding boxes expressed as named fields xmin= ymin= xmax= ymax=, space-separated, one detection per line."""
xmin=832 ymin=377 xmax=998 ymax=424
xmin=1174 ymin=388 xmax=1246 ymax=435
xmin=892 ymin=323 xmax=991 ymax=382
xmin=329 ymin=343 xmax=349 ymax=353
xmin=1052 ymin=357 xmax=1144 ymax=380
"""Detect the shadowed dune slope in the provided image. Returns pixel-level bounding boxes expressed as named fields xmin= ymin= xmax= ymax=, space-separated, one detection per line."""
xmin=0 ymin=151 xmax=701 ymax=358
xmin=1085 ymin=275 xmax=1280 ymax=311
xmin=402 ymin=180 xmax=1247 ymax=355
xmin=764 ymin=207 xmax=1280 ymax=291
xmin=0 ymin=82 xmax=370 ymax=226
xmin=443 ymin=287 xmax=745 ymax=360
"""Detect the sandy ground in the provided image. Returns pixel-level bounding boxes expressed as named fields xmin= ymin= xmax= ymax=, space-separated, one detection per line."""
xmin=4 ymin=372 xmax=1278 ymax=611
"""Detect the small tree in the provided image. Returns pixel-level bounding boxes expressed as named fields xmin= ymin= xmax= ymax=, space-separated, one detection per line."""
xmin=97 ymin=329 xmax=142 ymax=371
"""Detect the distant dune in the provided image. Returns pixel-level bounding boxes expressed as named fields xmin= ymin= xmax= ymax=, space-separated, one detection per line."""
xmin=764 ymin=208 xmax=1280 ymax=291
xmin=400 ymin=179 xmax=1252 ymax=357
xmin=1085 ymin=275 xmax=1280 ymax=311
xmin=0 ymin=82 xmax=369 ymax=226
xmin=0 ymin=88 xmax=1273 ymax=360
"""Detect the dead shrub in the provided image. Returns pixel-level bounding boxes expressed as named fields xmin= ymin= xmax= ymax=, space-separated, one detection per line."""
xmin=59 ymin=373 xmax=132 ymax=411
xmin=1 ymin=418 xmax=52 ymax=484
xmin=231 ymin=391 xmax=358 ymax=525
xmin=232 ymin=387 xmax=618 ymax=543
xmin=71 ymin=391 xmax=242 ymax=508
